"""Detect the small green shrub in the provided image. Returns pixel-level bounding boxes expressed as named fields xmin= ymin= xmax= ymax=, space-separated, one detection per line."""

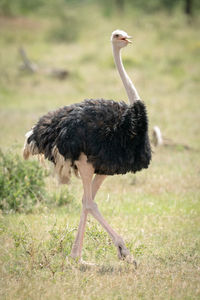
xmin=0 ymin=150 xmax=75 ymax=213
xmin=0 ymin=150 xmax=47 ymax=213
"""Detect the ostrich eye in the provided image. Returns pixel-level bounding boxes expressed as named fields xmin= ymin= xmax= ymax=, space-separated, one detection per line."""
xmin=115 ymin=34 xmax=119 ymax=38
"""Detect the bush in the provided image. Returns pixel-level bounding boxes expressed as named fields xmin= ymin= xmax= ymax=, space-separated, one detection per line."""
xmin=0 ymin=150 xmax=75 ymax=213
xmin=0 ymin=150 xmax=47 ymax=213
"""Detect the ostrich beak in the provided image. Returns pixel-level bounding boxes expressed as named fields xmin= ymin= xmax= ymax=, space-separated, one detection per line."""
xmin=126 ymin=36 xmax=132 ymax=43
xmin=122 ymin=36 xmax=132 ymax=43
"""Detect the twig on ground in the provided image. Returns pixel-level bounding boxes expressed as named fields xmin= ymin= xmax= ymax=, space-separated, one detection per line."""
xmin=19 ymin=47 xmax=69 ymax=80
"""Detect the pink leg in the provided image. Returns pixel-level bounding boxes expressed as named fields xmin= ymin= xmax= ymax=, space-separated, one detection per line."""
xmin=70 ymin=156 xmax=106 ymax=259
xmin=70 ymin=207 xmax=88 ymax=259
xmin=86 ymin=195 xmax=130 ymax=260
xmin=92 ymin=174 xmax=107 ymax=199
xmin=71 ymin=154 xmax=134 ymax=262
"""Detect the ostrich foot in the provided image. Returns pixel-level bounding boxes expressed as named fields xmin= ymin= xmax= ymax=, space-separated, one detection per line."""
xmin=67 ymin=255 xmax=96 ymax=268
xmin=125 ymin=255 xmax=137 ymax=268
xmin=116 ymin=241 xmax=137 ymax=268
xmin=79 ymin=258 xmax=97 ymax=267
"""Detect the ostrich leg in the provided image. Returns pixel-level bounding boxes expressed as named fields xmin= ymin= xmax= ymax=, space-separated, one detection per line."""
xmin=71 ymin=154 xmax=132 ymax=262
xmin=70 ymin=168 xmax=106 ymax=259
xmin=88 ymin=197 xmax=131 ymax=260
xmin=92 ymin=174 xmax=107 ymax=199
xmin=70 ymin=206 xmax=88 ymax=259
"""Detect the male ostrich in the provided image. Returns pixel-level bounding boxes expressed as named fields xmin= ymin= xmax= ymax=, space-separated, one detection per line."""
xmin=23 ymin=30 xmax=151 ymax=264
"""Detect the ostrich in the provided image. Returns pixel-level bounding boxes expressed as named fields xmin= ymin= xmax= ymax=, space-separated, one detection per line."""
xmin=23 ymin=30 xmax=151 ymax=264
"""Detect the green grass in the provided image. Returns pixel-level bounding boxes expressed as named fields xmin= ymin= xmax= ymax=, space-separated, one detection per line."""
xmin=0 ymin=4 xmax=200 ymax=300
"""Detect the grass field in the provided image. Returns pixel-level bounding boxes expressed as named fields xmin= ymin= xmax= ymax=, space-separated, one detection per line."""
xmin=0 ymin=4 xmax=200 ymax=299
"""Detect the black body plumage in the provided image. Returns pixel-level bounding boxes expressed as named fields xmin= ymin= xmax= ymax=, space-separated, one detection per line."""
xmin=27 ymin=99 xmax=151 ymax=176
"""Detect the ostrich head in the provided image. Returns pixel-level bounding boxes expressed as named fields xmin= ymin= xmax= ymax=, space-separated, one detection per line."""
xmin=111 ymin=29 xmax=132 ymax=49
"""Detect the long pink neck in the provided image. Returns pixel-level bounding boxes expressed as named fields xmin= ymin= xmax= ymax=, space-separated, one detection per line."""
xmin=112 ymin=45 xmax=140 ymax=105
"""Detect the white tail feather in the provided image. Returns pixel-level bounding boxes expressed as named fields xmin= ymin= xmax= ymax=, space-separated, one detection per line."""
xmin=23 ymin=131 xmax=75 ymax=184
xmin=23 ymin=129 xmax=39 ymax=160
xmin=52 ymin=146 xmax=72 ymax=184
